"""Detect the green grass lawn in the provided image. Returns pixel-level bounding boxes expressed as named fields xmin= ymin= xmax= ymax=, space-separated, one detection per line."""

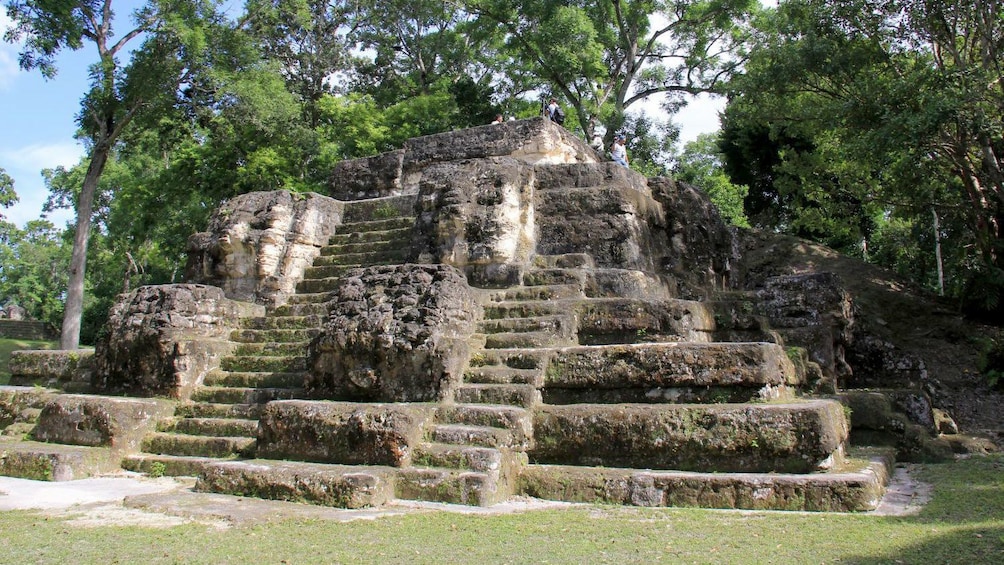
xmin=0 ymin=337 xmax=59 ymax=386
xmin=0 ymin=455 xmax=1002 ymax=564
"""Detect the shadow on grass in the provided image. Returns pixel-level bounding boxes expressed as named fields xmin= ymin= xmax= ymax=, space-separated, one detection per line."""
xmin=846 ymin=455 xmax=1004 ymax=563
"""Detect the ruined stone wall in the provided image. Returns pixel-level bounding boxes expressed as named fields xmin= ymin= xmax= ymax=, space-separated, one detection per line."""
xmin=93 ymin=284 xmax=264 ymax=399
xmin=307 ymin=264 xmax=481 ymax=402
xmin=186 ymin=191 xmax=344 ymax=307
xmin=328 ymin=118 xmax=601 ymax=200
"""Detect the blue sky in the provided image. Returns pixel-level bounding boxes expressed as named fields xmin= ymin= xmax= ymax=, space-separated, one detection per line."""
xmin=1 ymin=5 xmax=724 ymax=231
xmin=1 ymin=7 xmax=89 ymax=228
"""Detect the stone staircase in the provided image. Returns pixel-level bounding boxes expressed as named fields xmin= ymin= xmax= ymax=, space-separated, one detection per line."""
xmin=1 ymin=122 xmax=901 ymax=513
xmin=124 ymin=204 xmax=419 ymax=477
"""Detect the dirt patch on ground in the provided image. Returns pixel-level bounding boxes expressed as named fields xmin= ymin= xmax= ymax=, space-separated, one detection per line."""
xmin=735 ymin=231 xmax=1004 ymax=441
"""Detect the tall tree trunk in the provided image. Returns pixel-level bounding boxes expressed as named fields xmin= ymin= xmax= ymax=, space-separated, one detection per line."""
xmin=59 ymin=145 xmax=110 ymax=350
xmin=933 ymin=208 xmax=944 ymax=296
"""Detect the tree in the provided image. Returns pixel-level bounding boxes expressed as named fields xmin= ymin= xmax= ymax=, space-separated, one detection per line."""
xmin=467 ymin=0 xmax=758 ymax=145
xmin=721 ymin=0 xmax=1004 ymax=315
xmin=0 ymin=167 xmax=17 ymax=219
xmin=244 ymin=0 xmax=361 ymax=127
xmin=0 ymin=219 xmax=71 ymax=328
xmin=674 ymin=132 xmax=749 ymax=227
xmin=4 ymin=0 xmax=222 ymax=348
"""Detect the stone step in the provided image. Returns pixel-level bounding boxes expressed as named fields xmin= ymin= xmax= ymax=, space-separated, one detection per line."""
xmin=435 ymin=404 xmax=534 ymax=446
xmin=220 ymin=355 xmax=307 ymax=373
xmin=175 ymin=402 xmax=264 ymax=420
xmin=332 ymin=216 xmax=415 ymax=235
xmin=541 ymin=383 xmax=797 ymax=405
xmin=196 ymin=459 xmax=397 ymax=509
xmin=285 ymin=292 xmax=335 ymax=306
xmin=296 ymin=275 xmax=352 ymax=294
xmin=190 ymin=386 xmax=303 ymax=404
xmin=203 ymin=370 xmax=306 ymax=389
xmin=483 ymin=330 xmax=576 ymax=350
xmin=431 ymin=423 xmax=516 ymax=449
xmin=412 ymin=442 xmax=503 ymax=473
xmin=484 ymin=284 xmax=583 ymax=303
xmin=532 ymin=253 xmax=594 ymax=269
xmin=325 ymin=226 xmax=412 ymax=246
xmin=394 ymin=467 xmax=502 ymax=507
xmin=230 ymin=328 xmax=320 ymax=344
xmin=454 ymin=383 xmax=541 ymax=407
xmin=518 ymin=450 xmax=894 ymax=512
xmin=311 ymin=248 xmax=410 ymax=267
xmin=0 ymin=440 xmax=119 ymax=481
xmin=478 ymin=315 xmax=573 ymax=335
xmin=241 ymin=314 xmax=324 ymax=329
xmin=464 ymin=365 xmax=544 ymax=386
xmin=157 ymin=417 xmax=259 ymax=437
xmin=483 ymin=300 xmax=566 ymax=319
xmin=522 ymin=268 xmax=586 ymax=287
xmin=341 ymin=196 xmax=417 ymax=223
xmin=320 ymin=239 xmax=402 ymax=256
xmin=271 ymin=302 xmax=329 ymax=317
xmin=142 ymin=431 xmax=255 ymax=459
xmin=232 ymin=342 xmax=310 ymax=357
xmin=533 ymin=163 xmax=649 ymax=193
xmin=0 ymin=422 xmax=37 ymax=437
xmin=121 ymin=453 xmax=220 ymax=478
xmin=469 ymin=349 xmax=550 ymax=370
xmin=543 ymin=342 xmax=800 ymax=392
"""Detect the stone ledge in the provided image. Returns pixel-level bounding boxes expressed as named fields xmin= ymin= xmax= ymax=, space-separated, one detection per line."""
xmin=8 ymin=349 xmax=94 ymax=389
xmin=519 ymin=450 xmax=893 ymax=512
xmin=0 ymin=440 xmax=119 ymax=481
xmin=529 ymin=400 xmax=848 ymax=473
xmin=544 ymin=342 xmax=800 ymax=390
xmin=196 ymin=459 xmax=397 ymax=508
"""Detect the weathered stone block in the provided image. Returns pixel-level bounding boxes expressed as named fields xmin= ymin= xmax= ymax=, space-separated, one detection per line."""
xmin=197 ymin=459 xmax=397 ymax=508
xmin=329 ymin=150 xmax=406 ymax=200
xmin=575 ymin=298 xmax=714 ymax=344
xmin=519 ymin=451 xmax=890 ymax=511
xmin=649 ymin=177 xmax=736 ymax=298
xmin=256 ymin=400 xmax=435 ymax=466
xmin=0 ymin=441 xmax=118 ymax=481
xmin=0 ymin=386 xmax=53 ymax=430
xmin=412 ymin=158 xmax=537 ymax=285
xmin=755 ymin=273 xmax=853 ymax=388
xmin=7 ymin=349 xmax=94 ymax=388
xmin=530 ymin=400 xmax=848 ymax=473
xmin=536 ymin=185 xmax=664 ymax=272
xmin=186 ymin=190 xmax=344 ymax=307
xmin=544 ymin=342 xmax=798 ymax=390
xmin=29 ymin=394 xmax=173 ymax=451
xmin=93 ymin=284 xmax=261 ymax=399
xmin=403 ymin=118 xmax=599 ymax=172
xmin=308 ymin=264 xmax=480 ymax=402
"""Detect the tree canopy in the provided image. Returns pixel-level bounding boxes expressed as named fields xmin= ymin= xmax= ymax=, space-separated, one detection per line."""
xmin=3 ymin=0 xmax=1003 ymax=345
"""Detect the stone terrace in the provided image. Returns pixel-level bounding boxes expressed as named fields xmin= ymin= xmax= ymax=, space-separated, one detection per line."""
xmin=2 ymin=118 xmax=894 ymax=512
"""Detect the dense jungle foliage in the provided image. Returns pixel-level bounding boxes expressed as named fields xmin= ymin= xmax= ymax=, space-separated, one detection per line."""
xmin=0 ymin=0 xmax=1000 ymax=346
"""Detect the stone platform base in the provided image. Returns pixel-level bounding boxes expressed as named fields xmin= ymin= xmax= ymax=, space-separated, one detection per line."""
xmin=519 ymin=449 xmax=894 ymax=512
xmin=183 ymin=449 xmax=892 ymax=512
xmin=0 ymin=440 xmax=120 ymax=481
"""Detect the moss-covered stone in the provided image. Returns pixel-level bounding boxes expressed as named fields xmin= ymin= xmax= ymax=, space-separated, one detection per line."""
xmin=256 ymin=400 xmax=436 ymax=466
xmin=7 ymin=350 xmax=95 ymax=388
xmin=520 ymin=452 xmax=890 ymax=512
xmin=529 ymin=400 xmax=848 ymax=473
xmin=543 ymin=342 xmax=799 ymax=391
xmin=29 ymin=394 xmax=174 ymax=451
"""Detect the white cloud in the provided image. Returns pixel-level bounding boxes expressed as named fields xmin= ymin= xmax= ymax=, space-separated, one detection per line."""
xmin=0 ymin=8 xmax=20 ymax=90
xmin=1 ymin=141 xmax=84 ymax=228
xmin=1 ymin=141 xmax=85 ymax=172
xmin=676 ymin=93 xmax=726 ymax=144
